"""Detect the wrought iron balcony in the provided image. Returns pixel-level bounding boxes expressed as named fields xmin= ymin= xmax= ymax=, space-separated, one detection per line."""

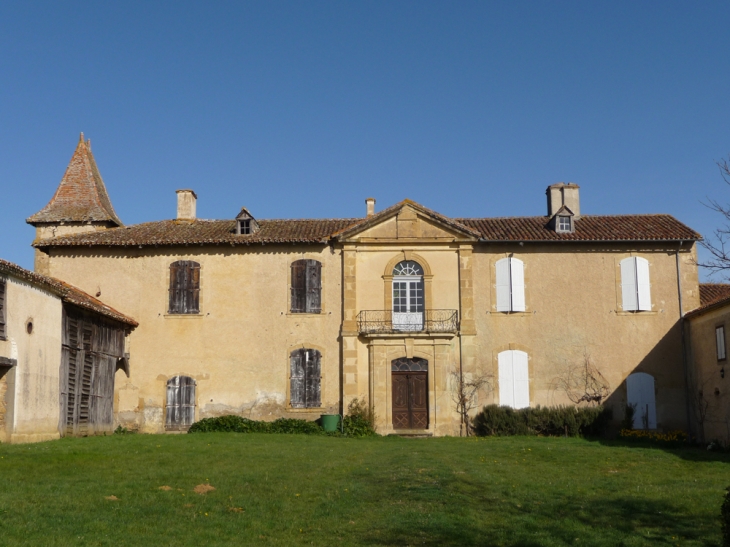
xmin=356 ymin=309 xmax=459 ymax=335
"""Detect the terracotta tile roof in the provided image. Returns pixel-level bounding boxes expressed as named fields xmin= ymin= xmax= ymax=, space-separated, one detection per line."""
xmin=0 ymin=258 xmax=137 ymax=328
xmin=700 ymin=284 xmax=730 ymax=307
xmin=456 ymin=214 xmax=700 ymax=242
xmin=26 ymin=134 xmax=123 ymax=226
xmin=685 ymin=283 xmax=730 ymax=319
xmin=34 ymin=218 xmax=362 ymax=247
xmin=31 ymin=200 xmax=700 ymax=249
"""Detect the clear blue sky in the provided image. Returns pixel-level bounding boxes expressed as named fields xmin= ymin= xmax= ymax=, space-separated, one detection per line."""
xmin=1 ymin=2 xmax=729 ymax=278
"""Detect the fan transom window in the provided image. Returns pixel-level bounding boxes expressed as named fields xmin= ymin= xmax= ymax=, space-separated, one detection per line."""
xmin=393 ymin=261 xmax=423 ymax=276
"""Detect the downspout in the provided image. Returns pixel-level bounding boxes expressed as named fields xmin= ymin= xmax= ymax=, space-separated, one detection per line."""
xmin=676 ymin=241 xmax=693 ymax=437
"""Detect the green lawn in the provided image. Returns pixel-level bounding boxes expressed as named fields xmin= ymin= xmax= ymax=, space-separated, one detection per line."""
xmin=0 ymin=434 xmax=727 ymax=546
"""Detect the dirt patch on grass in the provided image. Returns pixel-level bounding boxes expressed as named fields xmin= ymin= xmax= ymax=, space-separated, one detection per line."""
xmin=105 ymin=495 xmax=119 ymax=501
xmin=158 ymin=486 xmax=173 ymax=491
xmin=194 ymin=484 xmax=216 ymax=495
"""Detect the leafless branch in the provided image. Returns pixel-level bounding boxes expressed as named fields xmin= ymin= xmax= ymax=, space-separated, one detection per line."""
xmin=552 ymin=352 xmax=610 ymax=406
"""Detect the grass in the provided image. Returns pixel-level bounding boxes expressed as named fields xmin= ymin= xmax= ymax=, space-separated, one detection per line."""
xmin=0 ymin=434 xmax=727 ymax=546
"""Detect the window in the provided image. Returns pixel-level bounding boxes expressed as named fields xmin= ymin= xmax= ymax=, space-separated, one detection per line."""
xmin=498 ymin=350 xmax=529 ymax=409
xmin=0 ymin=278 xmax=6 ymax=340
xmin=168 ymin=261 xmax=200 ymax=314
xmin=717 ymin=325 xmax=727 ymax=361
xmin=166 ymin=376 xmax=196 ymax=430
xmin=392 ymin=260 xmax=424 ymax=331
xmin=237 ymin=219 xmax=252 ymax=234
xmin=556 ymin=215 xmax=572 ymax=233
xmin=495 ymin=257 xmax=525 ymax=312
xmin=291 ymin=260 xmax=322 ymax=313
xmin=620 ymin=257 xmax=651 ymax=312
xmin=290 ymin=348 xmax=321 ymax=408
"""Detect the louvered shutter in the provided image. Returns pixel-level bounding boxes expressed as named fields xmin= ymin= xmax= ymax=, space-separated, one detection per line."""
xmin=717 ymin=326 xmax=726 ymax=360
xmin=180 ymin=377 xmax=196 ymax=426
xmin=291 ymin=261 xmax=307 ymax=313
xmin=498 ymin=351 xmax=515 ymax=407
xmin=510 ymin=259 xmax=525 ymax=312
xmin=635 ymin=257 xmax=651 ymax=311
xmin=620 ymin=257 xmax=638 ymax=311
xmin=290 ymin=349 xmax=305 ymax=408
xmin=166 ymin=376 xmax=180 ymax=427
xmin=0 ymin=279 xmax=6 ymax=339
xmin=304 ymin=349 xmax=321 ymax=407
xmin=188 ymin=262 xmax=201 ymax=313
xmin=512 ymin=351 xmax=530 ymax=409
xmin=305 ymin=260 xmax=322 ymax=313
xmin=495 ymin=258 xmax=511 ymax=312
xmin=169 ymin=262 xmax=182 ymax=313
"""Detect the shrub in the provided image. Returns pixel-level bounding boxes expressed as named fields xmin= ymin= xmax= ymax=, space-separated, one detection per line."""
xmin=618 ymin=428 xmax=689 ymax=447
xmin=188 ymin=415 xmax=271 ymax=433
xmin=722 ymin=487 xmax=730 ymax=547
xmin=620 ymin=404 xmax=636 ymax=430
xmin=343 ymin=398 xmax=378 ymax=437
xmin=472 ymin=405 xmax=611 ymax=437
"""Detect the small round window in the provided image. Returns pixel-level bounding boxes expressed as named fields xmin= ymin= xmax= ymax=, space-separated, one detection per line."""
xmin=26 ymin=321 xmax=33 ymax=335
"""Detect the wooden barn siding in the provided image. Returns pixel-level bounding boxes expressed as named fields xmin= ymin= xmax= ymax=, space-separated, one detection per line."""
xmin=59 ymin=305 xmax=127 ymax=436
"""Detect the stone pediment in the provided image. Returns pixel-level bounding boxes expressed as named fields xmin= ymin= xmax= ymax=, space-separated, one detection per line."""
xmin=336 ymin=200 xmax=480 ymax=242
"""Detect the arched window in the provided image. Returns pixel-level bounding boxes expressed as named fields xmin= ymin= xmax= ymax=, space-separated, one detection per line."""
xmin=168 ymin=261 xmax=200 ymax=314
xmin=290 ymin=349 xmax=321 ymax=408
xmin=166 ymin=375 xmax=196 ymax=430
xmin=291 ymin=260 xmax=322 ymax=313
xmin=392 ymin=261 xmax=424 ymax=331
xmin=626 ymin=372 xmax=656 ymax=429
xmin=495 ymin=258 xmax=525 ymax=312
xmin=620 ymin=257 xmax=651 ymax=312
xmin=498 ymin=350 xmax=529 ymax=409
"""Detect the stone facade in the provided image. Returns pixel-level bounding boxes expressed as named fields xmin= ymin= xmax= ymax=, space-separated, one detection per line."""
xmin=27 ymin=136 xmax=706 ymax=436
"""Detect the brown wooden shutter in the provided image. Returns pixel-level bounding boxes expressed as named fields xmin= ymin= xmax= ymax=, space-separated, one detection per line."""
xmin=0 ymin=279 xmax=6 ymax=339
xmin=291 ymin=261 xmax=307 ymax=313
xmin=305 ymin=260 xmax=322 ymax=313
xmin=180 ymin=376 xmax=196 ymax=426
xmin=304 ymin=349 xmax=321 ymax=408
xmin=188 ymin=262 xmax=201 ymax=313
xmin=169 ymin=262 xmax=182 ymax=313
xmin=290 ymin=349 xmax=305 ymax=408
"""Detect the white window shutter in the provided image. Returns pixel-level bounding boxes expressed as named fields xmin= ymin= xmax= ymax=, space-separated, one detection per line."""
xmin=620 ymin=257 xmax=638 ymax=311
xmin=495 ymin=258 xmax=511 ymax=312
xmin=626 ymin=372 xmax=656 ymax=429
xmin=510 ymin=258 xmax=525 ymax=312
xmin=498 ymin=351 xmax=514 ymax=407
xmin=512 ymin=351 xmax=530 ymax=409
xmin=717 ymin=327 xmax=726 ymax=360
xmin=635 ymin=257 xmax=651 ymax=311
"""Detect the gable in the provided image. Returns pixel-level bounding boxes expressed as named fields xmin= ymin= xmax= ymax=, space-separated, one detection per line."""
xmin=337 ymin=202 xmax=479 ymax=242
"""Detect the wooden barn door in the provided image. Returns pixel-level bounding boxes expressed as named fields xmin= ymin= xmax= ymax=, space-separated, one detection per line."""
xmin=391 ymin=357 xmax=429 ymax=430
xmin=166 ymin=376 xmax=196 ymax=430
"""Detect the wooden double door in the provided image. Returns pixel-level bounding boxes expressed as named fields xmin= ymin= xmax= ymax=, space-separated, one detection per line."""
xmin=391 ymin=357 xmax=429 ymax=430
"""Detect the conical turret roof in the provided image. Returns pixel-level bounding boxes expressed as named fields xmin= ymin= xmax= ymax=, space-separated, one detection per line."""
xmin=27 ymin=134 xmax=123 ymax=226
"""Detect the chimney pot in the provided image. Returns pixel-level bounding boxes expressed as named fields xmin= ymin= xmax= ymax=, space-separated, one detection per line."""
xmin=176 ymin=189 xmax=197 ymax=220
xmin=365 ymin=197 xmax=376 ymax=217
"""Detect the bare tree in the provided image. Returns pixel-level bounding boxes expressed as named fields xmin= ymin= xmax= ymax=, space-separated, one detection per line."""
xmin=552 ymin=352 xmax=610 ymax=406
xmin=450 ymin=370 xmax=493 ymax=437
xmin=697 ymin=155 xmax=730 ymax=277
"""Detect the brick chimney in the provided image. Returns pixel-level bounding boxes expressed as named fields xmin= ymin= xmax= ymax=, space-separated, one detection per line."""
xmin=365 ymin=197 xmax=376 ymax=217
xmin=176 ymin=189 xmax=197 ymax=220
xmin=546 ymin=183 xmax=580 ymax=218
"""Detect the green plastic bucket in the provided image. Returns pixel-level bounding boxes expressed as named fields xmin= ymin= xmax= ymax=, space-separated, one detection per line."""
xmin=320 ymin=414 xmax=340 ymax=432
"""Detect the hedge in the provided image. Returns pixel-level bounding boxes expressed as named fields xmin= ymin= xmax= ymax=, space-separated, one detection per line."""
xmin=472 ymin=405 xmax=611 ymax=437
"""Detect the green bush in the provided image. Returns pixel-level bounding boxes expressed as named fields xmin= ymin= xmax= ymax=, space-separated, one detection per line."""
xmin=720 ymin=487 xmax=730 ymax=547
xmin=188 ymin=415 xmax=271 ymax=433
xmin=472 ymin=405 xmax=611 ymax=437
xmin=620 ymin=404 xmax=636 ymax=430
xmin=342 ymin=398 xmax=378 ymax=437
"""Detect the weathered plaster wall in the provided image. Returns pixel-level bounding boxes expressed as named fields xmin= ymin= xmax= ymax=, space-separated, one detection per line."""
xmin=687 ymin=305 xmax=730 ymax=443
xmin=46 ymin=244 xmax=343 ymax=433
xmin=472 ymin=243 xmax=699 ymax=431
xmin=0 ymin=276 xmax=63 ymax=443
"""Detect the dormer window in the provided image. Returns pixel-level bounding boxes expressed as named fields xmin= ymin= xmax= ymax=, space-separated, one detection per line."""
xmin=557 ymin=215 xmax=572 ymax=233
xmin=237 ymin=219 xmax=252 ymax=235
xmin=234 ymin=207 xmax=259 ymax=235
